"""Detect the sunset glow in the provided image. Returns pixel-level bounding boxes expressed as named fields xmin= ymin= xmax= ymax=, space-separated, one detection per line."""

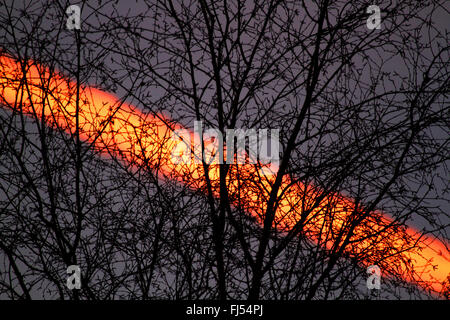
xmin=1 ymin=54 xmax=448 ymax=297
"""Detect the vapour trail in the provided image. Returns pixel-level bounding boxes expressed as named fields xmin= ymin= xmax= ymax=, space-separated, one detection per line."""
xmin=0 ymin=54 xmax=448 ymax=297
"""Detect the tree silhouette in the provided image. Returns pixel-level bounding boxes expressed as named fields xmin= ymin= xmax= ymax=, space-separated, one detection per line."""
xmin=0 ymin=0 xmax=448 ymax=300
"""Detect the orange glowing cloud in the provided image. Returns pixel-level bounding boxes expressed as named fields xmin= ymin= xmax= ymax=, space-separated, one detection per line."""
xmin=0 ymin=53 xmax=448 ymax=297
